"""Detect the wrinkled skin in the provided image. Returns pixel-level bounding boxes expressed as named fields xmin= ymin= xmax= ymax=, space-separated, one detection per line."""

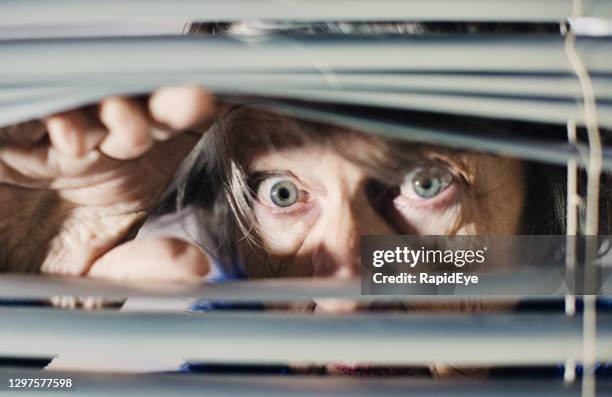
xmin=0 ymin=87 xmax=214 ymax=281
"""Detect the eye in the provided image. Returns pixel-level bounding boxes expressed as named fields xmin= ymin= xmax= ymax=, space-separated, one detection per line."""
xmin=270 ymin=180 xmax=299 ymax=207
xmin=256 ymin=176 xmax=306 ymax=208
xmin=401 ymin=165 xmax=454 ymax=199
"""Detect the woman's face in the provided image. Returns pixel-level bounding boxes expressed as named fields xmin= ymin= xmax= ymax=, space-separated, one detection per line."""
xmin=234 ymin=125 xmax=527 ymax=279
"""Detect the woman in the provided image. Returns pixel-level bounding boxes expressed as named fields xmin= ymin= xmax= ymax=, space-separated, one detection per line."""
xmin=139 ymin=106 xmax=529 ymax=282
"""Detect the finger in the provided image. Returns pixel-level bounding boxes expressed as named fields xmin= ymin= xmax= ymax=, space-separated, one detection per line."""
xmin=46 ymin=110 xmax=107 ymax=158
xmin=50 ymin=296 xmax=119 ymax=310
xmin=149 ymin=86 xmax=215 ymax=131
xmin=0 ymin=140 xmax=73 ymax=187
xmin=0 ymin=120 xmax=47 ymax=145
xmin=98 ymin=97 xmax=154 ymax=160
xmin=50 ymin=296 xmax=77 ymax=310
xmin=0 ymin=140 xmax=123 ymax=189
xmin=314 ymin=299 xmax=360 ymax=313
xmin=88 ymin=237 xmax=210 ymax=282
xmin=188 ymin=101 xmax=232 ymax=133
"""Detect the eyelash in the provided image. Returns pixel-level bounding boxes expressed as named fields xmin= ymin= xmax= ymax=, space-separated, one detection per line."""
xmin=394 ymin=181 xmax=458 ymax=210
xmin=394 ymin=166 xmax=459 ymax=210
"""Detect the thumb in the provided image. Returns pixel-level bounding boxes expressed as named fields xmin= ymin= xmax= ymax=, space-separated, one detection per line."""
xmin=87 ymin=237 xmax=210 ymax=283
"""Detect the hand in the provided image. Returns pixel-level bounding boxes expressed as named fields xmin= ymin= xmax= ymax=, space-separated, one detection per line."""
xmin=0 ymin=86 xmax=214 ymax=280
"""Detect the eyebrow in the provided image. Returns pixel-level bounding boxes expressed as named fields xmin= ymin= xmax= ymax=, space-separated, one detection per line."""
xmin=243 ymin=136 xmax=473 ymax=190
xmin=340 ymin=138 xmax=471 ymax=187
xmin=246 ymin=170 xmax=295 ymax=183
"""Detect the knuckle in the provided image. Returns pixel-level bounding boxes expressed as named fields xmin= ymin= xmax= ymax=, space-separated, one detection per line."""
xmin=100 ymin=97 xmax=152 ymax=150
xmin=150 ymin=86 xmax=213 ymax=130
xmin=156 ymin=238 xmax=209 ymax=277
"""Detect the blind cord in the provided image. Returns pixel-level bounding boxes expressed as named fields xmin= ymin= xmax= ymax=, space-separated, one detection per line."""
xmin=564 ymin=0 xmax=603 ymax=395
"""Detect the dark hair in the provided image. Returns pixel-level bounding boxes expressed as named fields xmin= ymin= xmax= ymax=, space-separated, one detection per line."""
xmin=186 ymin=21 xmax=560 ymax=36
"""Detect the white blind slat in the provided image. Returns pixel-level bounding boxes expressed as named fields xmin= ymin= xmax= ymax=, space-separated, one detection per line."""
xmin=1 ymin=0 xmax=610 ymax=26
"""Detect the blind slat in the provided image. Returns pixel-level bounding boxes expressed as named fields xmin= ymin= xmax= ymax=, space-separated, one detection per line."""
xmin=0 ymin=0 xmax=610 ymax=26
xmin=1 ymin=308 xmax=611 ymax=365
xmin=4 ymin=73 xmax=612 ymax=102
xmin=2 ymin=36 xmax=611 ymax=127
xmin=2 ymin=273 xmax=601 ymax=300
xmin=0 ymin=274 xmax=362 ymax=300
xmin=3 ymin=36 xmax=612 ymax=76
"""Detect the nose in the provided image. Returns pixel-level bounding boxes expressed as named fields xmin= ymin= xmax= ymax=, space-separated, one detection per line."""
xmin=312 ymin=190 xmax=395 ymax=278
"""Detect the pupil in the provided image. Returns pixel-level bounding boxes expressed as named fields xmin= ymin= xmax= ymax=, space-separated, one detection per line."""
xmin=278 ymin=187 xmax=290 ymax=200
xmin=419 ymin=178 xmax=433 ymax=190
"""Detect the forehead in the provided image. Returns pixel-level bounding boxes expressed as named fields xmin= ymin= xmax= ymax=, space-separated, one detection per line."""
xmin=224 ymin=107 xmax=441 ymax=172
xmin=220 ymin=107 xmax=518 ymax=191
xmin=224 ymin=107 xmax=351 ymax=157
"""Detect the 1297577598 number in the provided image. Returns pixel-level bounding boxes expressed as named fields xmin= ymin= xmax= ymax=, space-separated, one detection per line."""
xmin=7 ymin=378 xmax=73 ymax=389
